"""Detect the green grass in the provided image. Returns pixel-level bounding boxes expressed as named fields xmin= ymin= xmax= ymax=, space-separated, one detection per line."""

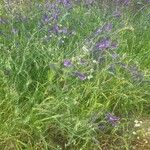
xmin=0 ymin=1 xmax=150 ymax=149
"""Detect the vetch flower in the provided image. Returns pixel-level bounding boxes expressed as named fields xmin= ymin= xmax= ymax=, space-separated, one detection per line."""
xmin=102 ymin=23 xmax=113 ymax=32
xmin=73 ymin=72 xmax=87 ymax=80
xmin=43 ymin=14 xmax=50 ymax=23
xmin=111 ymin=53 xmax=118 ymax=59
xmin=96 ymin=38 xmax=111 ymax=50
xmin=53 ymin=24 xmax=59 ymax=33
xmin=113 ymin=10 xmax=121 ymax=18
xmin=51 ymin=12 xmax=59 ymax=20
xmin=63 ymin=60 xmax=72 ymax=67
xmin=59 ymin=27 xmax=68 ymax=34
xmin=116 ymin=0 xmax=130 ymax=6
xmin=53 ymin=24 xmax=68 ymax=34
xmin=57 ymin=0 xmax=72 ymax=8
xmin=111 ymin=41 xmax=118 ymax=49
xmin=106 ymin=113 xmax=120 ymax=126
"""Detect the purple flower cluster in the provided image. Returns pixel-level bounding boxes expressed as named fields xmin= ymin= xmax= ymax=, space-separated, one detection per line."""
xmin=53 ymin=24 xmax=68 ymax=34
xmin=63 ymin=59 xmax=87 ymax=81
xmin=42 ymin=14 xmax=50 ymax=23
xmin=113 ymin=10 xmax=122 ymax=18
xmin=106 ymin=113 xmax=120 ymax=126
xmin=96 ymin=38 xmax=118 ymax=51
xmin=96 ymin=38 xmax=111 ymax=50
xmin=57 ymin=0 xmax=72 ymax=8
xmin=63 ymin=60 xmax=72 ymax=67
xmin=102 ymin=23 xmax=113 ymax=32
xmin=37 ymin=1 xmax=71 ymax=43
xmin=73 ymin=72 xmax=87 ymax=80
xmin=116 ymin=0 xmax=130 ymax=6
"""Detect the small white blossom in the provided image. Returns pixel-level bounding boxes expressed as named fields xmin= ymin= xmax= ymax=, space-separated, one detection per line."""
xmin=93 ymin=60 xmax=98 ymax=64
xmin=90 ymin=68 xmax=94 ymax=73
xmin=134 ymin=120 xmax=139 ymax=124
xmin=87 ymin=75 xmax=93 ymax=80
xmin=134 ymin=123 xmax=141 ymax=127
xmin=132 ymin=131 xmax=137 ymax=135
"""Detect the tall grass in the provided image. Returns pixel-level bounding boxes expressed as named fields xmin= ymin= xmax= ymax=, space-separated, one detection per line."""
xmin=0 ymin=0 xmax=150 ymax=149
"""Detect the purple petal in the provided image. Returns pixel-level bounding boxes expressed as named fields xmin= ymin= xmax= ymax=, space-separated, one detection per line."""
xmin=96 ymin=38 xmax=111 ymax=50
xmin=111 ymin=41 xmax=118 ymax=49
xmin=53 ymin=24 xmax=59 ymax=33
xmin=73 ymin=72 xmax=87 ymax=80
xmin=63 ymin=60 xmax=72 ymax=67
xmin=106 ymin=113 xmax=120 ymax=126
xmin=102 ymin=23 xmax=113 ymax=32
xmin=113 ymin=10 xmax=121 ymax=18
xmin=43 ymin=14 xmax=50 ymax=23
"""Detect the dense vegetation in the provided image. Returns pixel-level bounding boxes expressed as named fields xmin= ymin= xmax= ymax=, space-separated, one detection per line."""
xmin=0 ymin=0 xmax=150 ymax=149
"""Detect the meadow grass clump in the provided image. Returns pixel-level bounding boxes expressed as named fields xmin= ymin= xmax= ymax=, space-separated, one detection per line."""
xmin=0 ymin=0 xmax=150 ymax=149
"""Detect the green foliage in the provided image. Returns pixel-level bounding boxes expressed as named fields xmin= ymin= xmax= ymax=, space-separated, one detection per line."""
xmin=0 ymin=1 xmax=150 ymax=149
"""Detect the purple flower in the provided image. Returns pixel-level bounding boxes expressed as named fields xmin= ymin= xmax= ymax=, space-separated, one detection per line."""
xmin=123 ymin=0 xmax=130 ymax=5
xmin=43 ymin=14 xmax=50 ymax=23
xmin=53 ymin=24 xmax=59 ymax=33
xmin=111 ymin=53 xmax=118 ymax=59
xmin=106 ymin=113 xmax=120 ymax=126
xmin=102 ymin=23 xmax=113 ymax=32
xmin=51 ymin=12 xmax=59 ymax=20
xmin=96 ymin=28 xmax=102 ymax=34
xmin=120 ymin=0 xmax=130 ymax=6
xmin=57 ymin=0 xmax=71 ymax=7
xmin=73 ymin=72 xmax=87 ymax=80
xmin=113 ymin=10 xmax=121 ymax=18
xmin=59 ymin=27 xmax=68 ymax=34
xmin=111 ymin=41 xmax=118 ymax=49
xmin=63 ymin=60 xmax=72 ymax=67
xmin=96 ymin=38 xmax=111 ymax=50
xmin=53 ymin=24 xmax=68 ymax=34
xmin=116 ymin=0 xmax=130 ymax=5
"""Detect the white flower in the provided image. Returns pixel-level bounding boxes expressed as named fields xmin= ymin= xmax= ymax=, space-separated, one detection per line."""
xmin=87 ymin=75 xmax=93 ymax=80
xmin=134 ymin=120 xmax=139 ymax=124
xmin=93 ymin=60 xmax=98 ymax=64
xmin=134 ymin=123 xmax=141 ymax=127
xmin=132 ymin=131 xmax=137 ymax=135
xmin=90 ymin=68 xmax=94 ymax=73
